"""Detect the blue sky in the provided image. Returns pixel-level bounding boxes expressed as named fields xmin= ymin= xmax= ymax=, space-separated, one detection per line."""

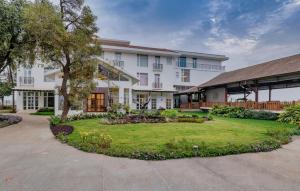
xmin=86 ymin=0 xmax=300 ymax=70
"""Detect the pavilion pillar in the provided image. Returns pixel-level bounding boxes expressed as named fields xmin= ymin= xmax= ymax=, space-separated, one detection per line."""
xmin=268 ymin=86 xmax=272 ymax=102
xmin=224 ymin=88 xmax=228 ymax=103
xmin=255 ymin=87 xmax=259 ymax=102
xmin=188 ymin=94 xmax=192 ymax=109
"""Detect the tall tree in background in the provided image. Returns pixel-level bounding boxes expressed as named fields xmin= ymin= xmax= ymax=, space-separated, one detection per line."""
xmin=0 ymin=0 xmax=27 ymax=82
xmin=23 ymin=0 xmax=101 ymax=120
xmin=0 ymin=0 xmax=28 ymax=112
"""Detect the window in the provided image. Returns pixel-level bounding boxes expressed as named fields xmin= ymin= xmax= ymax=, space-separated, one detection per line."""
xmin=192 ymin=58 xmax=197 ymax=68
xmin=181 ymin=69 xmax=190 ymax=82
xmin=137 ymin=73 xmax=148 ymax=86
xmin=115 ymin=52 xmax=122 ymax=60
xmin=155 ymin=56 xmax=160 ymax=64
xmin=176 ymin=71 xmax=179 ymax=79
xmin=23 ymin=92 xmax=39 ymax=110
xmin=178 ymin=57 xmax=186 ymax=67
xmin=44 ymin=92 xmax=54 ymax=108
xmin=192 ymin=93 xmax=199 ymax=101
xmin=137 ymin=54 xmax=148 ymax=67
xmin=166 ymin=99 xmax=172 ymax=109
xmin=151 ymin=99 xmax=157 ymax=109
xmin=166 ymin=57 xmax=172 ymax=65
xmin=136 ymin=94 xmax=148 ymax=110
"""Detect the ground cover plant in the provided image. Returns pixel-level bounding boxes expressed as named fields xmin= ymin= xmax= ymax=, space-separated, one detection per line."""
xmin=58 ymin=111 xmax=299 ymax=160
xmin=31 ymin=107 xmax=54 ymax=116
xmin=210 ymin=105 xmax=278 ymax=120
xmin=0 ymin=115 xmax=22 ymax=128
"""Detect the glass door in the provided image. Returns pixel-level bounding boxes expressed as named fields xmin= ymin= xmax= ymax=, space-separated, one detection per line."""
xmin=23 ymin=92 xmax=39 ymax=110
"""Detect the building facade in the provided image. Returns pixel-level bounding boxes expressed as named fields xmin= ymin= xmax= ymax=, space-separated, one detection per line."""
xmin=13 ymin=39 xmax=228 ymax=115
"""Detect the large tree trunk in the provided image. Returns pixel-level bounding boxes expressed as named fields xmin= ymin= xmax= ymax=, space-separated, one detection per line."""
xmin=60 ymin=64 xmax=70 ymax=121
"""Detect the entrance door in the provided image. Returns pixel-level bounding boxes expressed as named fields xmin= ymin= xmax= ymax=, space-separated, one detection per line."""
xmin=87 ymin=93 xmax=105 ymax=112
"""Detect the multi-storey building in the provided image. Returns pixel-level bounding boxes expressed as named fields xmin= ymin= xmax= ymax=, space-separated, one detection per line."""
xmin=13 ymin=39 xmax=228 ymax=115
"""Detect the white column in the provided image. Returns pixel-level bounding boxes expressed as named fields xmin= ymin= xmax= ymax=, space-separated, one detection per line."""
xmin=54 ymin=89 xmax=59 ymax=116
xmin=128 ymin=88 xmax=133 ymax=109
xmin=118 ymin=87 xmax=124 ymax=104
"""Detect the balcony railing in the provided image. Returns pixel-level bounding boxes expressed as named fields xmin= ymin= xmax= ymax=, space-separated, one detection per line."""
xmin=19 ymin=77 xmax=34 ymax=86
xmin=112 ymin=60 xmax=124 ymax=68
xmin=153 ymin=63 xmax=163 ymax=72
xmin=176 ymin=61 xmax=225 ymax=71
xmin=152 ymin=82 xmax=163 ymax=89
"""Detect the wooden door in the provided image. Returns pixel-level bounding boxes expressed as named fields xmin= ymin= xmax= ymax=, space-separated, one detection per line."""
xmin=87 ymin=93 xmax=105 ymax=112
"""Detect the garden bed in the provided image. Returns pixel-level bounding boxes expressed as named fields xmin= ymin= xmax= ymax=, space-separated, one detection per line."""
xmin=0 ymin=115 xmax=22 ymax=128
xmin=57 ymin=113 xmax=299 ymax=160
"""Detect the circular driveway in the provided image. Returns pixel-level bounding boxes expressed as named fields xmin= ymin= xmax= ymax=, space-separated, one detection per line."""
xmin=0 ymin=114 xmax=300 ymax=191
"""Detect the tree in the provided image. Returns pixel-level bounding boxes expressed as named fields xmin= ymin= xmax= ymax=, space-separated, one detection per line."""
xmin=23 ymin=0 xmax=101 ymax=120
xmin=0 ymin=0 xmax=27 ymax=81
xmin=0 ymin=82 xmax=12 ymax=109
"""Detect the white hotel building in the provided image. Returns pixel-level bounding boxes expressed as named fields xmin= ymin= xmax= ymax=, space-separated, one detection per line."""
xmin=13 ymin=39 xmax=228 ymax=115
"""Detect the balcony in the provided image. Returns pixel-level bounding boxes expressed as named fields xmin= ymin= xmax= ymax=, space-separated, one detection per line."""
xmin=19 ymin=77 xmax=34 ymax=86
xmin=152 ymin=82 xmax=163 ymax=89
xmin=153 ymin=63 xmax=163 ymax=72
xmin=112 ymin=60 xmax=124 ymax=68
xmin=176 ymin=61 xmax=225 ymax=71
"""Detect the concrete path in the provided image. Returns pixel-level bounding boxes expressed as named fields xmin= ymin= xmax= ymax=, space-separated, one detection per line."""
xmin=0 ymin=114 xmax=300 ymax=191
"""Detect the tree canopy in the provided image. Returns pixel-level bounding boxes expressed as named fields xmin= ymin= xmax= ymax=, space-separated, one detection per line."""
xmin=0 ymin=0 xmax=27 ymax=75
xmin=23 ymin=0 xmax=102 ymax=120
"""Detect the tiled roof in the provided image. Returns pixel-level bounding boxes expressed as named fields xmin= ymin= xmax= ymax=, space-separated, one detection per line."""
xmin=199 ymin=54 xmax=300 ymax=88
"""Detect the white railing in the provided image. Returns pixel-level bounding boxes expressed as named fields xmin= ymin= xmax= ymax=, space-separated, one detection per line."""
xmin=112 ymin=60 xmax=124 ymax=68
xmin=176 ymin=61 xmax=225 ymax=71
xmin=152 ymin=82 xmax=163 ymax=89
xmin=153 ymin=63 xmax=163 ymax=72
xmin=19 ymin=77 xmax=34 ymax=86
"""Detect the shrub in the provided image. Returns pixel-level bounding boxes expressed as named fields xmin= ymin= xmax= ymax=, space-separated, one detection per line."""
xmin=160 ymin=109 xmax=178 ymax=118
xmin=80 ymin=131 xmax=112 ymax=149
xmin=210 ymin=105 xmax=278 ymax=120
xmin=50 ymin=125 xmax=73 ymax=136
xmin=49 ymin=116 xmax=61 ymax=126
xmin=278 ymin=104 xmax=300 ymax=125
xmin=37 ymin=107 xmax=54 ymax=112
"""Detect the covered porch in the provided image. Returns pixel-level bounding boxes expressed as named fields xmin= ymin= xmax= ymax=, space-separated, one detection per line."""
xmin=178 ymin=54 xmax=300 ymax=111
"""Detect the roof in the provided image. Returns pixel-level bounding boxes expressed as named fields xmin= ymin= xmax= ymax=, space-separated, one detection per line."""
xmin=100 ymin=38 xmax=228 ymax=61
xmin=45 ymin=58 xmax=139 ymax=84
xmin=199 ymin=54 xmax=300 ymax=88
xmin=176 ymin=86 xmax=199 ymax=94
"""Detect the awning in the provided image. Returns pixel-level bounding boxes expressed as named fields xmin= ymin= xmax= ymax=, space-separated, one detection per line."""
xmin=132 ymin=89 xmax=177 ymax=93
xmin=13 ymin=87 xmax=54 ymax=92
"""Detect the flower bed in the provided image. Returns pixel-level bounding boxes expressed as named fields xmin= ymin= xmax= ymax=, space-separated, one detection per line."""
xmin=0 ymin=115 xmax=22 ymax=127
xmin=50 ymin=125 xmax=74 ymax=136
xmin=102 ymin=115 xmax=167 ymax=125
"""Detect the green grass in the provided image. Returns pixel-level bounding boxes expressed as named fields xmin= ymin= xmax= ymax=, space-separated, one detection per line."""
xmin=31 ymin=111 xmax=54 ymax=116
xmin=62 ymin=112 xmax=299 ymax=160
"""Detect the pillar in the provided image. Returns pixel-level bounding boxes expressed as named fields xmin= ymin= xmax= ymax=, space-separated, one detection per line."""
xmin=224 ymin=88 xmax=228 ymax=103
xmin=118 ymin=87 xmax=124 ymax=104
xmin=268 ymin=87 xmax=272 ymax=102
xmin=255 ymin=87 xmax=259 ymax=102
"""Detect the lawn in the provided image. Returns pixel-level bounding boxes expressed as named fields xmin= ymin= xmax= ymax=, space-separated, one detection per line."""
xmin=62 ymin=113 xmax=299 ymax=160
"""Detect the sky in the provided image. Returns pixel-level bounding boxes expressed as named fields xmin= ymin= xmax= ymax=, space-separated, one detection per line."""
xmin=83 ymin=0 xmax=300 ymax=101
xmin=86 ymin=0 xmax=300 ymax=71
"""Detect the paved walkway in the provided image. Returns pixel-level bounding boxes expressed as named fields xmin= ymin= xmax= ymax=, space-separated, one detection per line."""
xmin=0 ymin=114 xmax=300 ymax=191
